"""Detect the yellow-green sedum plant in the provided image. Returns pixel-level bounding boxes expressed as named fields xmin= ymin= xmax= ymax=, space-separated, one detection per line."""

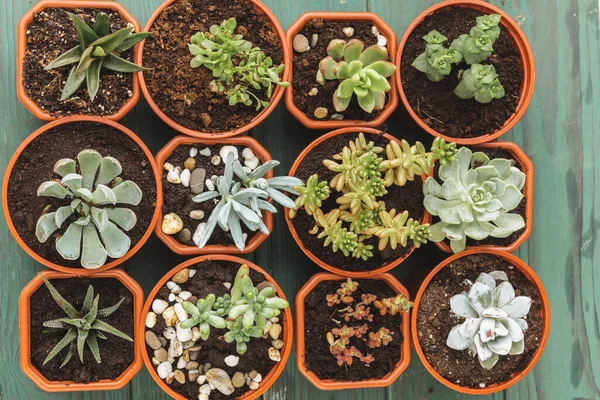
xmin=35 ymin=150 xmax=142 ymax=269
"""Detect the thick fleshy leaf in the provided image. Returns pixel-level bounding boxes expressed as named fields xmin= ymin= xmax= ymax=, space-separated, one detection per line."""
xmin=81 ymin=224 xmax=107 ymax=269
xmin=112 ymin=181 xmax=142 ymax=205
xmin=450 ymin=235 xmax=467 ymax=253
xmin=447 ymin=325 xmax=470 ymax=350
xmin=333 ymin=90 xmax=351 ymax=112
xmin=38 ymin=181 xmax=71 ymax=199
xmin=364 ymin=60 xmax=396 ymax=77
xmin=474 ymin=334 xmax=493 ymax=361
xmin=232 ymin=200 xmax=260 ymax=223
xmin=468 ymin=282 xmax=493 ymax=315
xmin=61 ymin=173 xmax=83 ymax=193
xmin=82 ymin=285 xmax=94 ymax=313
xmin=476 ymin=272 xmax=497 ymax=289
xmin=46 ymin=46 xmax=82 ymax=70
xmin=61 ymin=65 xmax=86 ymax=100
xmin=505 ymin=167 xmax=526 ymax=190
xmin=249 ymin=160 xmax=279 ymax=180
xmin=98 ymin=297 xmax=125 ymax=318
xmin=90 ymin=26 xmax=134 ymax=54
xmin=92 ymin=184 xmax=117 ymax=206
xmin=482 ymin=307 xmax=507 ymax=318
xmin=75 ymin=46 xmax=96 ymax=74
xmin=54 ymin=206 xmax=74 ymax=229
xmin=43 ymin=328 xmax=78 ymax=365
xmin=115 ymin=32 xmax=152 ymax=52
xmin=56 ymin=223 xmax=83 ymax=260
xmin=103 ymin=53 xmax=146 ymax=73
xmin=67 ymin=12 xmax=98 ymax=48
xmin=490 ymin=213 xmax=525 ymax=238
xmin=86 ymin=332 xmax=101 ymax=363
xmin=327 ymin=39 xmax=346 ymax=59
xmin=500 ymin=317 xmax=524 ymax=342
xmin=192 ymin=190 xmax=219 ymax=203
xmin=479 ymin=317 xmax=496 ymax=343
xmin=53 ymin=159 xmax=76 ymax=177
xmin=464 ymin=220 xmax=494 ymax=240
xmin=106 ymin=208 xmax=137 ymax=231
xmin=229 ymin=211 xmax=245 ymax=251
xmin=372 ymin=90 xmax=386 ymax=110
xmin=319 ymin=56 xmax=337 ymax=80
xmin=91 ymin=320 xmax=133 ymax=341
xmin=423 ymin=177 xmax=443 ymax=196
xmin=86 ymin=59 xmax=103 ymax=101
xmin=359 ymin=45 xmax=388 ymax=66
xmin=498 ymin=184 xmax=523 ymax=210
xmin=36 ymin=212 xmax=59 ymax=242
xmin=265 ymin=187 xmax=296 ymax=209
xmin=357 ymin=90 xmax=375 ymax=113
xmin=487 ymin=334 xmax=512 ymax=355
xmin=98 ymin=221 xmax=131 ymax=258
xmin=492 ymin=281 xmax=515 ymax=308
xmin=494 ymin=320 xmax=508 ymax=336
xmin=344 ymin=39 xmax=364 ymax=62
xmin=93 ymin=12 xmax=110 ymax=36
xmin=487 ymin=158 xmax=512 ymax=179
xmin=78 ymin=150 xmax=102 ymax=190
xmin=90 ymin=207 xmax=108 ymax=231
xmin=450 ymin=293 xmax=479 ymax=318
xmin=509 ymin=339 xmax=525 ymax=355
xmin=458 ymin=317 xmax=482 ymax=339
xmin=502 ymin=296 xmax=532 ymax=319
xmin=41 ymin=275 xmax=80 ymax=318
xmin=96 ymin=157 xmax=122 ymax=185
xmin=479 ymin=350 xmax=499 ymax=370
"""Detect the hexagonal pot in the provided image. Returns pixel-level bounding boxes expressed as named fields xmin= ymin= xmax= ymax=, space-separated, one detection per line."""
xmin=19 ymin=269 xmax=144 ymax=392
xmin=295 ymin=272 xmax=411 ymax=390
xmin=285 ymin=12 xmax=398 ymax=129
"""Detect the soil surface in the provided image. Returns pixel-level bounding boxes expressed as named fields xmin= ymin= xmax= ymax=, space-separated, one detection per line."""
xmin=30 ymin=277 xmax=135 ymax=383
xmin=23 ymin=8 xmax=135 ymax=117
xmin=7 ymin=122 xmax=157 ymax=268
xmin=143 ymin=0 xmax=284 ymax=133
xmin=291 ymin=131 xmax=426 ymax=271
xmin=400 ymin=7 xmax=523 ymax=138
xmin=292 ymin=19 xmax=389 ymax=122
xmin=162 ymin=145 xmax=259 ymax=247
xmin=145 ymin=260 xmax=283 ymax=400
xmin=303 ymin=279 xmax=403 ymax=381
xmin=416 ymin=254 xmax=543 ymax=389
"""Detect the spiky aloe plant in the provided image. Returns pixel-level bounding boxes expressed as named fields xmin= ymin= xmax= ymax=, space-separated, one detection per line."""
xmin=35 ymin=150 xmax=142 ymax=269
xmin=40 ymin=275 xmax=132 ymax=366
xmin=45 ymin=12 xmax=150 ymax=101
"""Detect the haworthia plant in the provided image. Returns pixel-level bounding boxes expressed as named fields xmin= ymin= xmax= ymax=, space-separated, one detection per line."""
xmin=36 ymin=150 xmax=142 ymax=269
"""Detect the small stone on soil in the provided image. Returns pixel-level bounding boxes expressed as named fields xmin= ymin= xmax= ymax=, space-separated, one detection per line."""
xmin=232 ymin=371 xmax=245 ymax=388
xmin=145 ymin=331 xmax=162 ymax=350
xmin=343 ymin=27 xmax=354 ymax=37
xmin=177 ymin=228 xmax=191 ymax=243
xmin=314 ymin=107 xmax=328 ymax=119
xmin=184 ymin=157 xmax=197 ymax=170
xmin=189 ymin=210 xmax=205 ymax=220
xmin=162 ymin=213 xmax=183 ymax=234
xmin=293 ymin=34 xmax=309 ymax=52
xmin=190 ymin=168 xmax=207 ymax=194
xmin=146 ymin=312 xmax=157 ymax=328
xmin=152 ymin=299 xmax=169 ymax=314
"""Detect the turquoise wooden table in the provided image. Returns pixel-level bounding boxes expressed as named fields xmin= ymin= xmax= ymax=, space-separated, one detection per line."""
xmin=1 ymin=0 xmax=599 ymax=399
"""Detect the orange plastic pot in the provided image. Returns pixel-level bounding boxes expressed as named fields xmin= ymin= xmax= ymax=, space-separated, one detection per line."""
xmin=139 ymin=254 xmax=293 ymax=400
xmin=296 ymin=272 xmax=411 ymax=390
xmin=434 ymin=141 xmax=534 ymax=253
xmin=136 ymin=0 xmax=290 ymax=139
xmin=396 ymin=0 xmax=535 ymax=145
xmin=285 ymin=13 xmax=398 ymax=130
xmin=284 ymin=127 xmax=431 ymax=278
xmin=19 ymin=268 xmax=144 ymax=392
xmin=17 ymin=0 xmax=142 ymax=121
xmin=155 ymin=136 xmax=273 ymax=255
xmin=412 ymin=249 xmax=550 ymax=394
xmin=2 ymin=116 xmax=162 ymax=274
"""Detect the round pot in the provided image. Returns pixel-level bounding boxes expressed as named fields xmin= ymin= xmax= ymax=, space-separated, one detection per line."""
xmin=284 ymin=127 xmax=431 ymax=278
xmin=136 ymin=0 xmax=290 ymax=139
xmin=396 ymin=0 xmax=535 ymax=145
xmin=412 ymin=249 xmax=550 ymax=394
xmin=139 ymin=254 xmax=293 ymax=400
xmin=154 ymin=135 xmax=274 ymax=255
xmin=17 ymin=0 xmax=142 ymax=121
xmin=285 ymin=12 xmax=398 ymax=130
xmin=19 ymin=268 xmax=144 ymax=392
xmin=434 ymin=141 xmax=534 ymax=253
xmin=2 ymin=116 xmax=162 ymax=274
xmin=295 ymin=272 xmax=411 ymax=390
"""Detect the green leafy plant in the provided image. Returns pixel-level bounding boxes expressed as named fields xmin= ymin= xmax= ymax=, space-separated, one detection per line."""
xmin=40 ymin=275 xmax=131 ymax=366
xmin=454 ymin=64 xmax=505 ymax=103
xmin=411 ymin=30 xmax=463 ymax=82
xmin=317 ymin=39 xmax=396 ymax=113
xmin=367 ymin=209 xmax=431 ymax=250
xmin=180 ymin=294 xmax=227 ymax=339
xmin=223 ymin=317 xmax=263 ymax=354
xmin=36 ymin=150 xmax=142 ymax=269
xmin=452 ymin=14 xmax=501 ymax=64
xmin=424 ymin=147 xmax=526 ymax=253
xmin=189 ymin=18 xmax=289 ymax=110
xmin=45 ymin=12 xmax=150 ymax=101
xmin=288 ymin=174 xmax=330 ymax=218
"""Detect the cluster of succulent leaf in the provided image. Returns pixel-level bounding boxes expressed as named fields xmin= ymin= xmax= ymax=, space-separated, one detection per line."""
xmin=424 ymin=147 xmax=525 ymax=253
xmin=446 ymin=271 xmax=531 ymax=370
xmin=411 ymin=14 xmax=505 ymax=104
xmin=41 ymin=275 xmax=132 ymax=366
xmin=289 ymin=133 xmax=458 ymax=259
xmin=180 ymin=265 xmax=289 ymax=354
xmin=189 ymin=18 xmax=289 ymax=111
xmin=36 ymin=150 xmax=142 ymax=269
xmin=317 ymin=39 xmax=397 ymax=113
xmin=46 ymin=12 xmax=150 ymax=101
xmin=192 ymin=153 xmax=302 ymax=251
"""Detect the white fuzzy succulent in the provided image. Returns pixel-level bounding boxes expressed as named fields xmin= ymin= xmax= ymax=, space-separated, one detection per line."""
xmin=446 ymin=271 xmax=532 ymax=370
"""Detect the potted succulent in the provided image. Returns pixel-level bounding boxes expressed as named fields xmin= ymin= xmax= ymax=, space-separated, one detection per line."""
xmin=397 ymin=0 xmax=535 ymax=144
xmin=137 ymin=0 xmax=290 ymax=138
xmin=412 ymin=249 xmax=550 ymax=394
xmin=17 ymin=0 xmax=149 ymax=121
xmin=286 ymin=12 xmax=398 ymax=129
xmin=423 ymin=142 xmax=533 ymax=253
xmin=19 ymin=269 xmax=143 ymax=392
xmin=2 ymin=116 xmax=161 ymax=273
xmin=284 ymin=127 xmax=457 ymax=277
xmin=140 ymin=255 xmax=293 ymax=400
xmin=296 ymin=273 xmax=411 ymax=390
xmin=155 ymin=136 xmax=302 ymax=255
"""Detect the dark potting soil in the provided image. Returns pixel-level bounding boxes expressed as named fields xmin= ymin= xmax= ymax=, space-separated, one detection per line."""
xmin=291 ymin=131 xmax=426 ymax=271
xmin=416 ymin=254 xmax=543 ymax=389
xmin=303 ymin=279 xmax=403 ymax=381
xmin=400 ymin=7 xmax=523 ymax=138
xmin=6 ymin=122 xmax=157 ymax=268
xmin=143 ymin=0 xmax=284 ymax=133
xmin=146 ymin=260 xmax=282 ymax=400
xmin=432 ymin=148 xmax=527 ymax=248
xmin=292 ymin=19 xmax=388 ymax=122
xmin=23 ymin=8 xmax=135 ymax=117
xmin=162 ymin=145 xmax=258 ymax=247
xmin=30 ymin=277 xmax=135 ymax=383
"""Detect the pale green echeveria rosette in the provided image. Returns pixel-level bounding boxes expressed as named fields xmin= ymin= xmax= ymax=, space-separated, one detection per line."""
xmin=423 ymin=147 xmax=525 ymax=253
xmin=35 ymin=149 xmax=142 ymax=269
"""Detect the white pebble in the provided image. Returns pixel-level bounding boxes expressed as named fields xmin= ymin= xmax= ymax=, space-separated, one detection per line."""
xmin=152 ymin=299 xmax=169 ymax=315
xmin=211 ymin=155 xmax=221 ymax=166
xmin=189 ymin=269 xmax=197 ymax=278
xmin=219 ymin=146 xmax=239 ymax=161
xmin=249 ymin=381 xmax=259 ymax=390
xmin=145 ymin=312 xmax=157 ymax=328
xmin=244 ymin=157 xmax=260 ymax=170
xmin=197 ymin=375 xmax=207 ymax=385
xmin=171 ymin=284 xmax=182 ymax=294
xmin=177 ymin=356 xmax=187 ymax=369
xmin=166 ymin=281 xmax=176 ymax=290
xmin=343 ymin=27 xmax=354 ymax=37
xmin=189 ymin=147 xmax=198 ymax=157
xmin=163 ymin=327 xmax=177 ymax=339
xmin=199 ymin=148 xmax=211 ymax=156
xmin=179 ymin=291 xmax=192 ymax=301
xmin=205 ymin=179 xmax=215 ymax=191
xmin=193 ymin=223 xmax=208 ymax=246
xmin=167 ymin=169 xmax=181 ymax=184
xmin=377 ymin=35 xmax=387 ymax=47
xmin=163 ymin=162 xmax=175 ymax=172
xmin=223 ymin=282 xmax=232 ymax=290
xmin=252 ymin=373 xmax=262 ymax=383
xmin=199 ymin=384 xmax=212 ymax=395
xmin=371 ymin=25 xmax=380 ymax=36
xmin=180 ymin=169 xmax=191 ymax=187
xmin=242 ymin=148 xmax=255 ymax=159
xmin=168 ymin=293 xmax=176 ymax=302
xmin=199 ymin=394 xmax=209 ymax=400
xmin=174 ymin=303 xmax=188 ymax=322
xmin=224 ymin=355 xmax=239 ymax=367
xmin=157 ymin=362 xmax=172 ymax=379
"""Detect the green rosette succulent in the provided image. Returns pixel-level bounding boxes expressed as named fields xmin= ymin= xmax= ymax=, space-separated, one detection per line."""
xmin=412 ymin=30 xmax=463 ymax=82
xmin=180 ymin=294 xmax=227 ymax=339
xmin=454 ymin=64 xmax=505 ymax=104
xmin=451 ymin=14 xmax=501 ymax=65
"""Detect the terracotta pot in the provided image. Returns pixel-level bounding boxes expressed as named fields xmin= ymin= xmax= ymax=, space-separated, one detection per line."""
xmin=412 ymin=249 xmax=550 ymax=394
xmin=17 ymin=0 xmax=142 ymax=121
xmin=296 ymin=272 xmax=410 ymax=390
xmin=284 ymin=127 xmax=431 ymax=278
xmin=434 ymin=141 xmax=534 ymax=253
xmin=19 ymin=268 xmax=144 ymax=392
xmin=2 ymin=116 xmax=162 ymax=274
xmin=285 ymin=12 xmax=398 ymax=130
xmin=139 ymin=254 xmax=293 ymax=400
xmin=136 ymin=0 xmax=290 ymax=139
xmin=154 ymin=135 xmax=273 ymax=255
xmin=396 ymin=0 xmax=536 ymax=145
